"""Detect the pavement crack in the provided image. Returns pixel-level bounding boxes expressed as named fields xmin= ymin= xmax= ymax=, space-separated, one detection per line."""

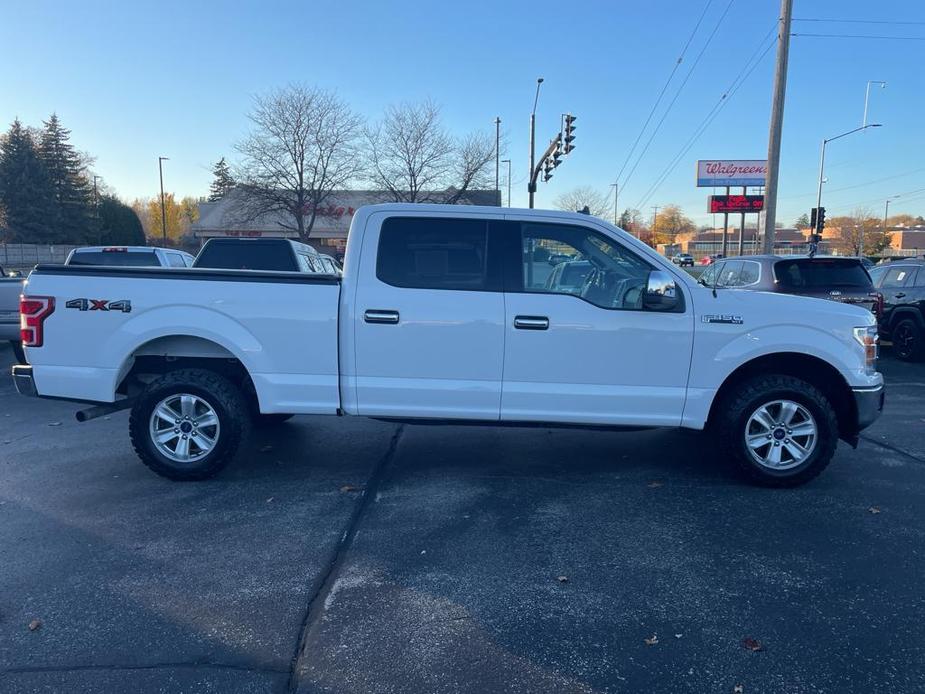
xmin=286 ymin=423 xmax=405 ymax=693
xmin=3 ymin=661 xmax=288 ymax=675
xmin=861 ymin=434 xmax=925 ymax=465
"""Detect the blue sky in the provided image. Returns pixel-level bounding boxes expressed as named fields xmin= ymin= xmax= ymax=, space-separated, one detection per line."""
xmin=2 ymin=0 xmax=923 ymax=227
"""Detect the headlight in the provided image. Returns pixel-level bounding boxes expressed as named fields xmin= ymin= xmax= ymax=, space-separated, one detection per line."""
xmin=853 ymin=326 xmax=879 ymax=374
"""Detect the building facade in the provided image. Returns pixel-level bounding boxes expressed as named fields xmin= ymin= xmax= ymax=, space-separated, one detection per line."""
xmin=192 ymin=188 xmax=501 ymax=259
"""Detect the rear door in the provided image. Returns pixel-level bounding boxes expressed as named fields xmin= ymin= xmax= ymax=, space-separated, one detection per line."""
xmin=878 ymin=265 xmax=917 ymax=327
xmin=352 ymin=214 xmax=505 ymax=419
xmin=499 ymin=218 xmax=693 ymax=426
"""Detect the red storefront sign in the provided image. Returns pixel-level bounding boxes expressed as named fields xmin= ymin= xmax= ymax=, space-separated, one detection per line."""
xmin=708 ymin=195 xmax=765 ymax=214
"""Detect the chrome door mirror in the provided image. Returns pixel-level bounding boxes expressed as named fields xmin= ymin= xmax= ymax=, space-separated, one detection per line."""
xmin=643 ymin=270 xmax=680 ymax=311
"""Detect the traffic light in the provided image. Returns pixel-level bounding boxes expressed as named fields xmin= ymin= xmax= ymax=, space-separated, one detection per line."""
xmin=543 ymin=156 xmax=555 ymax=182
xmin=817 ymin=206 xmax=826 ymax=232
xmin=810 ymin=207 xmax=817 ymax=229
xmin=543 ymin=137 xmax=562 ymax=182
xmin=563 ymin=114 xmax=576 ymax=154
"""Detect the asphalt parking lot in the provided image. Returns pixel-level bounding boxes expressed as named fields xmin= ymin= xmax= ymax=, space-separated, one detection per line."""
xmin=1 ymin=344 xmax=923 ymax=694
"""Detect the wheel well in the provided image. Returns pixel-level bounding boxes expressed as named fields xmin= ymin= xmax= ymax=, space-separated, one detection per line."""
xmin=707 ymin=353 xmax=856 ymax=439
xmin=889 ymin=308 xmax=924 ymax=331
xmin=117 ymin=336 xmax=258 ymax=411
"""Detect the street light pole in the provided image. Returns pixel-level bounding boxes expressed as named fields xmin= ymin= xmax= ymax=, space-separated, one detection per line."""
xmin=863 ymin=80 xmax=887 ymax=127
xmin=815 ymin=124 xmax=881 ymax=236
xmin=501 ymin=159 xmax=512 ymax=207
xmin=158 ymin=156 xmax=169 ymax=244
xmin=528 ymin=78 xmax=543 ymax=209
xmin=495 ymin=117 xmax=501 ymax=203
xmin=610 ymin=181 xmax=619 ymax=226
xmin=761 ymin=0 xmax=794 ymax=253
xmin=881 ymin=195 xmax=900 ymax=251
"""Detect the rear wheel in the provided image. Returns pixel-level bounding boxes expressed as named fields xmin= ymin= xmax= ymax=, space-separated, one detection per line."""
xmin=716 ymin=375 xmax=839 ymax=487
xmin=129 ymin=369 xmax=249 ymax=480
xmin=892 ymin=318 xmax=923 ymax=361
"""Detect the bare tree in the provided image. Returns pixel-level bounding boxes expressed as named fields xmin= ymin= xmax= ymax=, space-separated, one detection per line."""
xmin=829 ymin=207 xmax=889 ymax=256
xmin=365 ymin=101 xmax=495 ymax=203
xmin=234 ymin=85 xmax=363 ymax=239
xmin=553 ymin=186 xmax=611 ymax=218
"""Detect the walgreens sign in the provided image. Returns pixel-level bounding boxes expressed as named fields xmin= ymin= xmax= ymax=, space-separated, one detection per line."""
xmin=696 ymin=160 xmax=768 ymax=187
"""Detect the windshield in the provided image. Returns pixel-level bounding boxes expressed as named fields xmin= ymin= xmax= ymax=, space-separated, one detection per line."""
xmin=194 ymin=241 xmax=297 ymax=271
xmin=774 ymin=259 xmax=871 ymax=289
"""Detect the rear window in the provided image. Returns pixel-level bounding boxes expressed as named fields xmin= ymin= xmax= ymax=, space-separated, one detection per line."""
xmin=69 ymin=251 xmax=160 ymax=267
xmin=194 ymin=241 xmax=297 ymax=271
xmin=774 ymin=259 xmax=871 ymax=289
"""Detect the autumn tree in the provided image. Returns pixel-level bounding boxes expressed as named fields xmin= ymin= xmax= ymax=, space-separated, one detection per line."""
xmin=0 ymin=119 xmax=59 ymax=242
xmin=134 ymin=194 xmax=200 ymax=243
xmin=886 ymin=214 xmax=918 ymax=227
xmin=208 ymin=157 xmax=235 ymax=201
xmin=650 ymin=204 xmax=695 ymax=246
xmin=365 ymin=100 xmax=495 ymax=203
xmin=554 ymin=186 xmax=611 ymax=218
xmin=829 ymin=208 xmax=890 ymax=256
xmin=235 ymin=84 xmax=364 ymax=240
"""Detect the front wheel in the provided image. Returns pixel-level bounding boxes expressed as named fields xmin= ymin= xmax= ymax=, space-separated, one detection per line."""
xmin=716 ymin=375 xmax=839 ymax=487
xmin=892 ymin=319 xmax=923 ymax=361
xmin=129 ymin=369 xmax=249 ymax=480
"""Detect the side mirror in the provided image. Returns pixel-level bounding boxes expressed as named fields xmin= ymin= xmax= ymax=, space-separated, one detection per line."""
xmin=643 ymin=270 xmax=680 ymax=311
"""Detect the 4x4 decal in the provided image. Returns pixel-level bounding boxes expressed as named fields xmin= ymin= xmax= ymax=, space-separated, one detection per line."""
xmin=66 ymin=298 xmax=132 ymax=313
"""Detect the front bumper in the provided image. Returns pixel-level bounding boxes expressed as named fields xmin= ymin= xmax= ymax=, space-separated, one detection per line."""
xmin=11 ymin=364 xmax=37 ymax=397
xmin=853 ymin=384 xmax=885 ymax=431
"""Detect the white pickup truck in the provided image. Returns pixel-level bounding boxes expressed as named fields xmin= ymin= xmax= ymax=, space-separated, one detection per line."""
xmin=12 ymin=204 xmax=884 ymax=486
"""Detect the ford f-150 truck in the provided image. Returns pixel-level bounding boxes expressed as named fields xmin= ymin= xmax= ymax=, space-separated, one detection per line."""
xmin=12 ymin=204 xmax=884 ymax=486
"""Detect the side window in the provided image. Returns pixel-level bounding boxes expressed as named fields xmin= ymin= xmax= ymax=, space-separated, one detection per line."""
xmin=699 ymin=264 xmax=718 ymax=286
xmin=882 ymin=266 xmax=914 ymax=288
xmin=166 ymin=253 xmax=186 ymax=267
xmin=296 ymin=254 xmax=313 ymax=272
xmin=717 ymin=261 xmax=743 ymax=287
xmin=377 ymin=217 xmax=493 ymax=291
xmin=867 ymin=266 xmax=887 ymax=288
xmin=738 ymin=260 xmax=760 ymax=285
xmin=914 ymin=268 xmax=925 ymax=288
xmin=520 ymin=223 xmax=652 ymax=310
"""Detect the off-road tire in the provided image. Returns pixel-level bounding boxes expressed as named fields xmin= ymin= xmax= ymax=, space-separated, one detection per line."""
xmin=716 ymin=374 xmax=839 ymax=488
xmin=129 ymin=368 xmax=249 ymax=481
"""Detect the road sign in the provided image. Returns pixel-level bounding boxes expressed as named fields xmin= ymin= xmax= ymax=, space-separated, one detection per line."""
xmin=708 ymin=195 xmax=765 ymax=213
xmin=697 ymin=160 xmax=768 ymax=187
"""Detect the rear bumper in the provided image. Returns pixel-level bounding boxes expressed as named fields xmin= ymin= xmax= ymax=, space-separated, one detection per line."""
xmin=853 ymin=384 xmax=884 ymax=431
xmin=11 ymin=364 xmax=37 ymax=397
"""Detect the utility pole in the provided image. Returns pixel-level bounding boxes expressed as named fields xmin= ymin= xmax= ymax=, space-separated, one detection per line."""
xmin=528 ymin=78 xmax=544 ymax=209
xmin=495 ymin=117 xmax=501 ymax=204
xmin=610 ymin=181 xmax=619 ymax=226
xmin=738 ymin=185 xmax=746 ymax=256
xmin=880 ymin=195 xmax=900 ymax=254
xmin=651 ymin=205 xmax=660 ymax=244
xmin=502 ymin=159 xmax=512 ymax=207
xmin=158 ymin=156 xmax=169 ymax=244
xmin=761 ymin=0 xmax=793 ymax=253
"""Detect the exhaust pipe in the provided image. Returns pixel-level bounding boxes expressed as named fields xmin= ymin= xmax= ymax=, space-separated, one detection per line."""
xmin=75 ymin=398 xmax=135 ymax=423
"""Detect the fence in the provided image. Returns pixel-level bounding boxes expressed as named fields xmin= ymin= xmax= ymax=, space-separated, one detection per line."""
xmin=0 ymin=244 xmax=79 ymax=273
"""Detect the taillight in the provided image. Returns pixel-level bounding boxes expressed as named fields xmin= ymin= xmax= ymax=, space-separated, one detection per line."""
xmin=873 ymin=292 xmax=884 ymax=318
xmin=20 ymin=295 xmax=55 ymax=347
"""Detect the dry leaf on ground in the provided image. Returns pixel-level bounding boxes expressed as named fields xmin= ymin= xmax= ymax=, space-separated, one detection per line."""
xmin=28 ymin=619 xmax=42 ymax=631
xmin=644 ymin=634 xmax=658 ymax=646
xmin=741 ymin=637 xmax=764 ymax=652
xmin=868 ymin=506 xmax=881 ymax=514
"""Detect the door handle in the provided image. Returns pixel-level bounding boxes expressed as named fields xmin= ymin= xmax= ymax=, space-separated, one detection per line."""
xmin=894 ymin=292 xmax=906 ymax=299
xmin=364 ymin=309 xmax=400 ymax=324
xmin=513 ymin=315 xmax=549 ymax=330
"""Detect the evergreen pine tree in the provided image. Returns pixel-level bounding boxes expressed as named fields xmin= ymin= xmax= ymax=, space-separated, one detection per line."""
xmin=98 ymin=195 xmax=145 ymax=245
xmin=0 ymin=119 xmax=60 ymax=242
xmin=39 ymin=114 xmax=96 ymax=243
xmin=208 ymin=157 xmax=236 ymax=201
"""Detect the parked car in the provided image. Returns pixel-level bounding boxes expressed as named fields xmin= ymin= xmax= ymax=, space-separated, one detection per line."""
xmin=192 ymin=238 xmax=331 ymax=273
xmin=13 ymin=203 xmax=883 ymax=488
xmin=318 ymin=254 xmax=343 ymax=275
xmin=700 ymin=253 xmax=725 ymax=266
xmin=0 ymin=266 xmax=26 ymax=363
xmin=671 ymin=253 xmax=694 ymax=267
xmin=66 ymin=246 xmax=194 ymax=268
xmin=868 ymin=259 xmax=925 ymax=361
xmin=698 ymin=256 xmax=882 ymax=316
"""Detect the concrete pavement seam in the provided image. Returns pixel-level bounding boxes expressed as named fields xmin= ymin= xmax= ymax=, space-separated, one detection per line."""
xmin=285 ymin=423 xmax=405 ymax=693
xmin=2 ymin=662 xmax=289 ymax=675
xmin=860 ymin=434 xmax=925 ymax=465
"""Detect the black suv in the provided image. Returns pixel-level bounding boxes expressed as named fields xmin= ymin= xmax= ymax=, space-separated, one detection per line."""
xmin=868 ymin=259 xmax=925 ymax=361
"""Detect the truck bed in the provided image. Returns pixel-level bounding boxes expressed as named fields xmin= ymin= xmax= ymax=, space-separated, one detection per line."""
xmin=22 ymin=265 xmax=342 ymax=414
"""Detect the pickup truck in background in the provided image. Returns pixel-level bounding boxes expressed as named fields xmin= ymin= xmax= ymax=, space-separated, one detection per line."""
xmin=66 ymin=246 xmax=195 ymax=268
xmin=0 ymin=266 xmax=26 ymax=362
xmin=12 ymin=204 xmax=884 ymax=487
xmin=192 ymin=237 xmax=334 ymax=273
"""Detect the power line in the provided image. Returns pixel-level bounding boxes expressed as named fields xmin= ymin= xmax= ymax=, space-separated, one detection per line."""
xmin=619 ymin=0 xmax=736 ymax=192
xmin=780 ymin=167 xmax=925 ymax=201
xmin=613 ymin=0 xmax=715 ymax=184
xmin=633 ymin=32 xmax=776 ymax=210
xmin=792 ymin=33 xmax=925 ymax=41
xmin=793 ymin=18 xmax=925 ymax=26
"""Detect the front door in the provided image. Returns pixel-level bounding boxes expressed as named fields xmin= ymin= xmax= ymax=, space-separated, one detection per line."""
xmin=500 ymin=220 xmax=694 ymax=426
xmin=352 ymin=214 xmax=505 ymax=419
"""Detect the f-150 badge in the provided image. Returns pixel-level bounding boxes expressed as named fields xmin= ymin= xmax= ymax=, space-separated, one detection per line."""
xmin=66 ymin=298 xmax=132 ymax=313
xmin=702 ymin=314 xmax=743 ymax=325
